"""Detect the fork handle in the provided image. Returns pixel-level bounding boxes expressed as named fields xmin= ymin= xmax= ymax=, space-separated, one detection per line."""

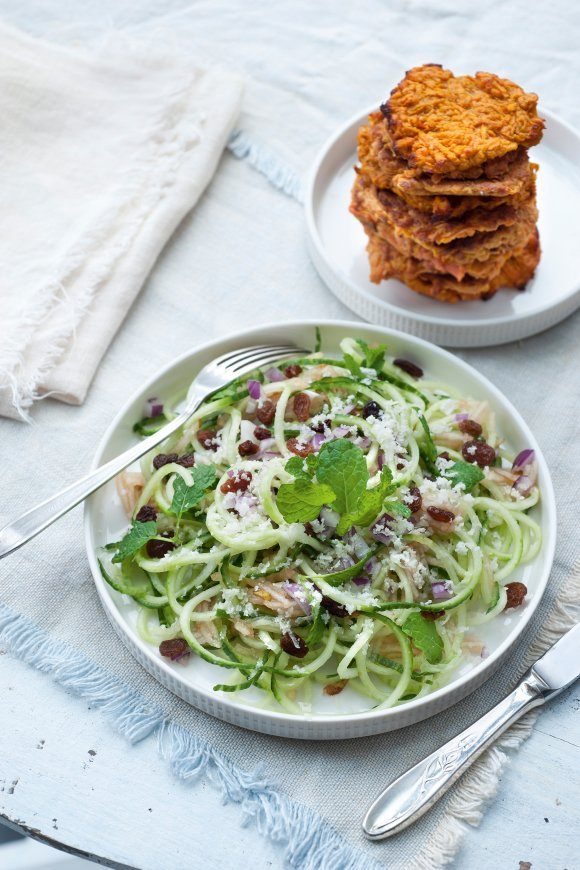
xmin=0 ymin=410 xmax=193 ymax=559
xmin=362 ymin=669 xmax=550 ymax=840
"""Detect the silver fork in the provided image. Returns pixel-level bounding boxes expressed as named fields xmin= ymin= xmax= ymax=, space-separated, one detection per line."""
xmin=0 ymin=343 xmax=306 ymax=559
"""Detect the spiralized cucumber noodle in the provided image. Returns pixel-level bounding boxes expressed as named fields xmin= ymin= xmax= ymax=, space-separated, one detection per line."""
xmin=101 ymin=334 xmax=541 ymax=714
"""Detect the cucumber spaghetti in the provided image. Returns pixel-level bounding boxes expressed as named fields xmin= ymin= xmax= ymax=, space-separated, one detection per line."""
xmin=100 ymin=334 xmax=541 ymax=713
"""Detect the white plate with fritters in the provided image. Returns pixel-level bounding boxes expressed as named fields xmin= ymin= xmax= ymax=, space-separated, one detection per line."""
xmin=84 ymin=320 xmax=556 ymax=739
xmin=305 ymin=107 xmax=580 ymax=347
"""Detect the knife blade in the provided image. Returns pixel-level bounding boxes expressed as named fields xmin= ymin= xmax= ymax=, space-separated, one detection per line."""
xmin=363 ymin=623 xmax=580 ymax=841
xmin=532 ymin=621 xmax=580 ymax=694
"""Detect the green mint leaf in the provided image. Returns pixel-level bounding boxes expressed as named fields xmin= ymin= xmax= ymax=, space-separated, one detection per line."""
xmin=355 ymin=339 xmax=387 ymax=371
xmin=335 ymin=467 xmax=395 ymax=534
xmin=306 ymin=453 xmax=319 ymax=475
xmin=317 ymin=439 xmax=369 ymax=516
xmin=443 ymin=460 xmax=484 ymax=492
xmin=285 ymin=455 xmax=310 ymax=480
xmin=170 ymin=465 xmax=216 ymax=518
xmin=382 ymin=499 xmax=412 ymax=519
xmin=112 ymin=521 xmax=157 ymax=563
xmin=277 ymin=479 xmax=336 ymax=523
xmin=402 ymin=612 xmax=443 ymax=663
xmin=418 ymin=414 xmax=438 ymax=473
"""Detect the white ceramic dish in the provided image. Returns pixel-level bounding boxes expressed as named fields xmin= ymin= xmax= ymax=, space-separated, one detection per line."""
xmin=84 ymin=320 xmax=556 ymax=739
xmin=305 ymin=107 xmax=580 ymax=347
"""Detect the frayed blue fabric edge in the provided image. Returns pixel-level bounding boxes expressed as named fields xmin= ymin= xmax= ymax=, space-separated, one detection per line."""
xmin=0 ymin=601 xmax=378 ymax=870
xmin=228 ymin=130 xmax=304 ymax=203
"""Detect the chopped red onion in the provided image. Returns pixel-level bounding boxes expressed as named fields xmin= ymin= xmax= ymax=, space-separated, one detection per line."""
xmin=377 ymin=451 xmax=385 ymax=470
xmin=334 ymin=555 xmax=355 ymax=572
xmin=358 ymin=436 xmax=372 ymax=450
xmin=512 ymin=449 xmax=537 ymax=494
xmin=371 ymin=514 xmax=394 ymax=545
xmin=333 ymin=425 xmax=352 ymax=438
xmin=481 ymin=646 xmax=490 ymax=659
xmin=266 ymin=367 xmax=285 ymax=383
xmin=145 ymin=397 xmax=164 ymax=417
xmin=349 ymin=530 xmax=369 ymax=560
xmin=247 ymin=379 xmax=261 ymax=400
xmin=318 ymin=507 xmax=340 ymax=539
xmin=365 ymin=557 xmax=380 ymax=578
xmin=431 ymin=581 xmax=453 ymax=601
xmin=227 ymin=470 xmax=234 ymax=478
xmin=312 ymin=432 xmax=328 ymax=450
xmin=283 ymin=582 xmax=312 ymax=616
xmin=353 ymin=575 xmax=370 ymax=586
xmin=512 ymin=449 xmax=535 ymax=470
xmin=454 ymin=412 xmax=469 ymax=421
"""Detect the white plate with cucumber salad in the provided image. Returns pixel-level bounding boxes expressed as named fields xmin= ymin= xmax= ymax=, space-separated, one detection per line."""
xmin=85 ymin=321 xmax=556 ymax=739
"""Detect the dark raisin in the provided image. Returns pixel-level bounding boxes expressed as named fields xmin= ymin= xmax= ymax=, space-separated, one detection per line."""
xmin=311 ymin=418 xmax=331 ymax=433
xmin=256 ymin=400 xmax=276 ymax=425
xmin=505 ymin=582 xmax=527 ymax=609
xmin=280 ymin=632 xmax=309 ymax=658
xmin=293 ymin=392 xmax=311 ymax=422
xmin=220 ymin=471 xmax=252 ymax=494
xmin=426 ymin=506 xmax=455 ymax=523
xmin=287 ymin=437 xmax=314 ymax=457
xmin=320 ymin=595 xmax=349 ymax=618
xmin=362 ymin=400 xmax=381 ymax=419
xmin=238 ymin=440 xmax=259 ymax=457
xmin=284 ymin=364 xmax=302 ymax=378
xmin=323 ymin=679 xmax=347 ymax=696
xmin=459 ymin=418 xmax=483 ymax=437
xmin=254 ymin=426 xmax=271 ymax=441
xmin=396 ymin=461 xmax=405 ymax=470
xmin=135 ymin=505 xmax=157 ymax=523
xmin=462 ymin=440 xmax=496 ymax=468
xmin=175 ymin=453 xmax=195 ymax=468
xmin=421 ymin=610 xmax=445 ymax=621
xmin=304 ymin=522 xmax=316 ymax=537
xmin=197 ymin=429 xmax=218 ymax=450
xmin=407 ymin=486 xmax=422 ymax=514
xmin=393 ymin=358 xmax=423 ymax=378
xmin=159 ymin=638 xmax=189 ymax=660
xmin=438 ymin=451 xmax=451 ymax=461
xmin=146 ymin=533 xmax=176 ymax=558
xmin=152 ymin=452 xmax=178 ymax=470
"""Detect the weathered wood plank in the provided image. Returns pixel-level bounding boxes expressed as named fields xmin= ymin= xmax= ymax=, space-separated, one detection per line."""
xmin=1 ymin=655 xmax=578 ymax=869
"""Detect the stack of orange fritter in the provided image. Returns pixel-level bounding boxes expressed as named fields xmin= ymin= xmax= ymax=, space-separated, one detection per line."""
xmin=350 ymin=64 xmax=545 ymax=302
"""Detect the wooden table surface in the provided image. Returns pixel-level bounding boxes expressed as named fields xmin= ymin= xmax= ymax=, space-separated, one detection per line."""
xmin=0 ymin=654 xmax=578 ymax=869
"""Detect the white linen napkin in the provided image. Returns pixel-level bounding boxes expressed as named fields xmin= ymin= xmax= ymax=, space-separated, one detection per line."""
xmin=0 ymin=23 xmax=243 ymax=420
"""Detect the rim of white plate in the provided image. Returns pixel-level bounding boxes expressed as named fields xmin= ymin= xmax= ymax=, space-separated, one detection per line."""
xmin=84 ymin=319 xmax=557 ymax=732
xmin=304 ymin=107 xmax=580 ymax=340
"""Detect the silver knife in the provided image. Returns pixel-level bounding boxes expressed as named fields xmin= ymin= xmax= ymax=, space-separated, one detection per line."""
xmin=363 ymin=622 xmax=580 ymax=840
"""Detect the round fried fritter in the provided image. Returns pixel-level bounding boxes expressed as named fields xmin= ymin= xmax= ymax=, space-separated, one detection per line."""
xmin=381 ymin=64 xmax=544 ymax=174
xmin=350 ymin=174 xmax=536 ymax=245
xmin=364 ymin=226 xmax=540 ymax=302
xmin=357 ymin=112 xmax=537 ymax=206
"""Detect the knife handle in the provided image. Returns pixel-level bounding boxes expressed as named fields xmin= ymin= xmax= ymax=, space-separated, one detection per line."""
xmin=363 ymin=669 xmax=550 ymax=840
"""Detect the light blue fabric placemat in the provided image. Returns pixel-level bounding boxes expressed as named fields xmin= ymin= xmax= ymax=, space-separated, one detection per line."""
xmin=0 ymin=2 xmax=579 ymax=868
